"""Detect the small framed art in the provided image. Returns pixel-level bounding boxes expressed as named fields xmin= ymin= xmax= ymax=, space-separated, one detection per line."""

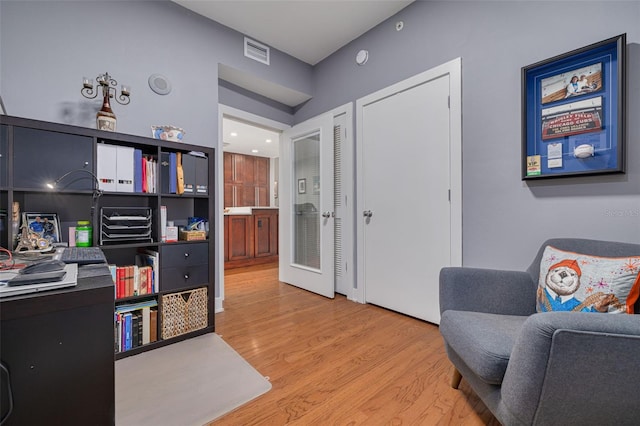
xmin=24 ymin=213 xmax=61 ymax=243
xmin=521 ymin=34 xmax=626 ymax=179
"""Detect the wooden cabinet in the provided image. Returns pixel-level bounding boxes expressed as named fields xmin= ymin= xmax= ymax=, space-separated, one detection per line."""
xmin=1 ymin=275 xmax=115 ymax=425
xmin=224 ymin=209 xmax=278 ymax=269
xmin=223 ymin=152 xmax=270 ymax=207
xmin=254 ymin=209 xmax=278 ymax=258
xmin=226 ymin=214 xmax=253 ymax=261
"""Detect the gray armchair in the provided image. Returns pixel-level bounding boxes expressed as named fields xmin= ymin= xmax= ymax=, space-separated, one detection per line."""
xmin=439 ymin=238 xmax=640 ymax=425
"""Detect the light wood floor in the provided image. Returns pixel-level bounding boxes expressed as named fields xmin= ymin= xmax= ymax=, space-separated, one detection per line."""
xmin=210 ymin=264 xmax=500 ymax=425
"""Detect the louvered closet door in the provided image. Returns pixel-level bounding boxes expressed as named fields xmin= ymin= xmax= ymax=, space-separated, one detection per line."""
xmin=333 ymin=114 xmax=349 ymax=296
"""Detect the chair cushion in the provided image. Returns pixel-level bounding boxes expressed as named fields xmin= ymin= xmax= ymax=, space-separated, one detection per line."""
xmin=440 ymin=311 xmax=528 ymax=385
xmin=537 ymin=245 xmax=640 ymax=314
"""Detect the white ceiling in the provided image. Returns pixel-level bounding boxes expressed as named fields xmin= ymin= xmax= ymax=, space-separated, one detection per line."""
xmin=223 ymin=117 xmax=281 ymax=158
xmin=174 ymin=0 xmax=414 ymax=65
xmin=179 ymin=0 xmax=415 ymax=157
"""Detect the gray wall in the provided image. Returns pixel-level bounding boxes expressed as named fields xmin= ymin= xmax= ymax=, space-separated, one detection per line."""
xmin=298 ymin=1 xmax=640 ymax=270
xmin=0 ymin=0 xmax=306 ymax=145
xmin=1 ymin=0 xmax=638 ymax=275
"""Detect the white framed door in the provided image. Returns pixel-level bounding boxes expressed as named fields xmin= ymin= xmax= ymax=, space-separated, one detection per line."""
xmin=355 ymin=58 xmax=462 ymax=324
xmin=279 ymin=112 xmax=335 ymax=298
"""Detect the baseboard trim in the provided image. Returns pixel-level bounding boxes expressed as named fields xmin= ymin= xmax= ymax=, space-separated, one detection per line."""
xmin=215 ymin=297 xmax=224 ymax=313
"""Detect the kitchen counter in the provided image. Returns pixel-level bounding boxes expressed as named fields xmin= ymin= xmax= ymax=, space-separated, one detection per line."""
xmin=224 ymin=206 xmax=279 ymax=215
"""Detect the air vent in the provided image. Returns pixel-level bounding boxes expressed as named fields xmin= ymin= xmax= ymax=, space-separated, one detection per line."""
xmin=244 ymin=37 xmax=270 ymax=65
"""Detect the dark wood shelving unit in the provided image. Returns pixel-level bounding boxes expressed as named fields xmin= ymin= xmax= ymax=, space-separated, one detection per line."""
xmin=0 ymin=114 xmax=216 ymax=364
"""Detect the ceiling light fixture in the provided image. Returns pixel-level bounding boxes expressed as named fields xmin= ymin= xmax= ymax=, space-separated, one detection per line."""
xmin=252 ymin=149 xmax=259 ymax=153
xmin=265 ymin=139 xmax=272 ymax=143
xmin=230 ymin=132 xmax=238 ymax=137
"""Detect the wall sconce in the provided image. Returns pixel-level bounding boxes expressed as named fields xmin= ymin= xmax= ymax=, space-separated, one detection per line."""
xmin=81 ymin=72 xmax=130 ymax=132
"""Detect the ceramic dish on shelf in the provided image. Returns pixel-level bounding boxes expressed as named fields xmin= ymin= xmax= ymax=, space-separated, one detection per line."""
xmin=151 ymin=125 xmax=185 ymax=142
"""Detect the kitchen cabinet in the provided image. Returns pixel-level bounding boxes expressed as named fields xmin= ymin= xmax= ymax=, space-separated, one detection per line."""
xmin=224 ymin=209 xmax=278 ymax=269
xmin=226 ymin=214 xmax=253 ymax=261
xmin=254 ymin=209 xmax=278 ymax=258
xmin=223 ymin=152 xmax=270 ymax=207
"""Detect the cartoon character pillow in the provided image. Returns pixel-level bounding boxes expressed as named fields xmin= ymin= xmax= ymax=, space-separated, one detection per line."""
xmin=537 ymin=246 xmax=640 ymax=314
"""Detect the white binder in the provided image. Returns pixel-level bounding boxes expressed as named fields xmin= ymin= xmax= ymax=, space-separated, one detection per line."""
xmin=116 ymin=146 xmax=135 ymax=192
xmin=96 ymin=144 xmax=117 ymax=192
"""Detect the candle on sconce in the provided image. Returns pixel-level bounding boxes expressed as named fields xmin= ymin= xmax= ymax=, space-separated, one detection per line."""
xmin=81 ymin=72 xmax=130 ymax=131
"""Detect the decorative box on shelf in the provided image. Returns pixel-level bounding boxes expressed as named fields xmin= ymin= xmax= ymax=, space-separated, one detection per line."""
xmin=179 ymin=229 xmax=206 ymax=241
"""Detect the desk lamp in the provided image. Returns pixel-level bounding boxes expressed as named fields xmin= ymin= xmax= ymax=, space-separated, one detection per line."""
xmin=45 ymin=168 xmax=103 ymax=224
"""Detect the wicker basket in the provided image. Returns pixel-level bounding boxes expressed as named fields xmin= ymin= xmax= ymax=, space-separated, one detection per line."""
xmin=161 ymin=287 xmax=208 ymax=339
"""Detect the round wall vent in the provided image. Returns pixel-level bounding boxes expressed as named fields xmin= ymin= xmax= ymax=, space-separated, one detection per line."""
xmin=356 ymin=49 xmax=369 ymax=66
xmin=148 ymin=74 xmax=171 ymax=95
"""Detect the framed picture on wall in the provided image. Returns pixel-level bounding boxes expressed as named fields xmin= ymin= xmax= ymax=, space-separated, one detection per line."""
xmin=521 ymin=34 xmax=626 ymax=179
xmin=298 ymin=178 xmax=306 ymax=194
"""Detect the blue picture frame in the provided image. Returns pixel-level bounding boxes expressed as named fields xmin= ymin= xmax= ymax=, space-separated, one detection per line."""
xmin=522 ymin=34 xmax=626 ymax=179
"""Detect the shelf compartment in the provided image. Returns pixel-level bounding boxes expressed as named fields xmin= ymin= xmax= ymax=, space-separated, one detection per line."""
xmin=161 ymin=286 xmax=208 ymax=339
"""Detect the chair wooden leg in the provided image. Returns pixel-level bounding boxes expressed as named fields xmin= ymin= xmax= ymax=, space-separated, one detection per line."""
xmin=450 ymin=368 xmax=462 ymax=389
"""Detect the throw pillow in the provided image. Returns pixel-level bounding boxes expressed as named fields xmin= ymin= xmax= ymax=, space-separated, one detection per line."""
xmin=537 ymin=245 xmax=640 ymax=314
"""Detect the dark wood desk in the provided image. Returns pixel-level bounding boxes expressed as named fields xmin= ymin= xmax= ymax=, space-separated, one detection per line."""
xmin=0 ymin=272 xmax=115 ymax=425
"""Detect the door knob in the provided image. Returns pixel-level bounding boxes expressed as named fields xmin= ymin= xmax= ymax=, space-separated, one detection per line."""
xmin=363 ymin=210 xmax=373 ymax=218
xmin=322 ymin=211 xmax=332 ymax=218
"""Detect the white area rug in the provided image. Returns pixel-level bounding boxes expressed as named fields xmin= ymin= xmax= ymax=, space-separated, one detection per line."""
xmin=116 ymin=333 xmax=271 ymax=426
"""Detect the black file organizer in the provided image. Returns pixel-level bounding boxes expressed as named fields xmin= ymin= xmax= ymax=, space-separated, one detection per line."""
xmin=100 ymin=207 xmax=153 ymax=245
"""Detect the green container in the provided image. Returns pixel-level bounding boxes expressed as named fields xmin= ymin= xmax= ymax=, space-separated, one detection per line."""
xmin=76 ymin=220 xmax=92 ymax=247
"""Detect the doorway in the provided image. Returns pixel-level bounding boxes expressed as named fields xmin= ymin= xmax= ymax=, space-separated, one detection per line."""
xmin=217 ymin=105 xmax=290 ymax=312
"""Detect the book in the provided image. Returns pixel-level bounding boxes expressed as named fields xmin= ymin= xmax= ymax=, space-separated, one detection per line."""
xmin=115 ymin=313 xmax=122 ymax=353
xmin=134 ymin=148 xmax=143 ymax=193
xmin=182 ymin=153 xmax=196 ymax=194
xmin=126 ymin=265 xmax=134 ymax=297
xmin=138 ymin=266 xmax=150 ymax=295
xmin=141 ymin=156 xmax=148 ymax=193
xmin=169 ymin=152 xmax=177 ymax=193
xmin=160 ymin=152 xmax=171 ymax=194
xmin=131 ymin=312 xmax=140 ymax=348
xmin=194 ymin=155 xmax=208 ymax=194
xmin=142 ymin=306 xmax=151 ymax=345
xmin=160 ymin=205 xmax=167 ymax=243
xmin=176 ymin=152 xmax=184 ymax=195
xmin=124 ymin=312 xmax=133 ymax=351
xmin=136 ymin=249 xmax=159 ymax=293
xmin=149 ymin=308 xmax=158 ymax=342
xmin=116 ymin=266 xmax=124 ymax=299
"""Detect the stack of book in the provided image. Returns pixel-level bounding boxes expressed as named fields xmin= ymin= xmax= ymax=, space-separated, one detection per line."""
xmin=109 ymin=249 xmax=159 ymax=298
xmin=115 ymin=300 xmax=158 ymax=353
